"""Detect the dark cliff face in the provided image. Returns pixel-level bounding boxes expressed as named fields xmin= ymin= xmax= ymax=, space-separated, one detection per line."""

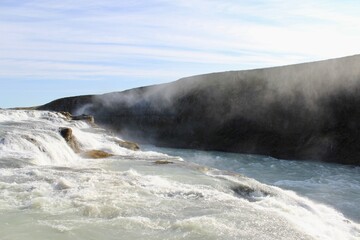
xmin=38 ymin=95 xmax=94 ymax=113
xmin=39 ymin=55 xmax=360 ymax=165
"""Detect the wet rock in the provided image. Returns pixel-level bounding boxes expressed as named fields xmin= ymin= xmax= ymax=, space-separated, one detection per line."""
xmin=24 ymin=136 xmax=46 ymax=153
xmin=82 ymin=150 xmax=113 ymax=159
xmin=154 ymin=160 xmax=173 ymax=164
xmin=114 ymin=139 xmax=140 ymax=151
xmin=72 ymin=114 xmax=95 ymax=124
xmin=59 ymin=111 xmax=72 ymax=120
xmin=231 ymin=184 xmax=270 ymax=202
xmin=59 ymin=127 xmax=81 ymax=153
xmin=59 ymin=127 xmax=72 ymax=141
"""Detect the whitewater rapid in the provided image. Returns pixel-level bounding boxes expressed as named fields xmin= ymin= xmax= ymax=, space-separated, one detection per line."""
xmin=0 ymin=110 xmax=359 ymax=240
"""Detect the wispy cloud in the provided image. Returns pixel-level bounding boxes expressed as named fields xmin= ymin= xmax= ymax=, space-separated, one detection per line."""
xmin=1 ymin=0 xmax=360 ymax=107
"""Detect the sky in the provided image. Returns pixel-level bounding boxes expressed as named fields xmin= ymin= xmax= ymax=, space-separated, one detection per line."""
xmin=1 ymin=0 xmax=360 ymax=108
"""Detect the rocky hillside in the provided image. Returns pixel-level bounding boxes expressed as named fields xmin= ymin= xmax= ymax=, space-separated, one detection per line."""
xmin=38 ymin=55 xmax=360 ymax=165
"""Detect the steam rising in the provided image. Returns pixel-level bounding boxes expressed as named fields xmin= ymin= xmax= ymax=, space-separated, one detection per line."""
xmin=39 ymin=55 xmax=360 ymax=165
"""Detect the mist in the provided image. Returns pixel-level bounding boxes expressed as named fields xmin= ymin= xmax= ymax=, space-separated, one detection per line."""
xmin=39 ymin=55 xmax=360 ymax=165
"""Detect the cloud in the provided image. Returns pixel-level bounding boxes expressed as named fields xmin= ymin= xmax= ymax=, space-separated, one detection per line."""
xmin=1 ymin=0 xmax=360 ymax=107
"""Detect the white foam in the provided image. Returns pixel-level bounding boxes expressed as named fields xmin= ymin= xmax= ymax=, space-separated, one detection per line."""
xmin=0 ymin=110 xmax=359 ymax=240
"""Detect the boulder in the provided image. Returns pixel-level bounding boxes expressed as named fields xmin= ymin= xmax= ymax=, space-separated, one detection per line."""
xmin=59 ymin=127 xmax=72 ymax=141
xmin=59 ymin=127 xmax=113 ymax=158
xmin=59 ymin=127 xmax=81 ymax=153
xmin=114 ymin=139 xmax=140 ymax=151
xmin=231 ymin=185 xmax=270 ymax=202
xmin=82 ymin=150 xmax=113 ymax=159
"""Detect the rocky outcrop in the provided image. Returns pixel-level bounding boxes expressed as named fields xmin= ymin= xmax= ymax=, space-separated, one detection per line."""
xmin=59 ymin=111 xmax=72 ymax=120
xmin=231 ymin=185 xmax=270 ymax=202
xmin=41 ymin=55 xmax=360 ymax=165
xmin=39 ymin=95 xmax=93 ymax=113
xmin=114 ymin=139 xmax=140 ymax=151
xmin=82 ymin=150 xmax=113 ymax=159
xmin=59 ymin=127 xmax=114 ymax=158
xmin=58 ymin=112 xmax=95 ymax=124
xmin=72 ymin=114 xmax=95 ymax=124
xmin=58 ymin=112 xmax=140 ymax=155
xmin=59 ymin=127 xmax=81 ymax=153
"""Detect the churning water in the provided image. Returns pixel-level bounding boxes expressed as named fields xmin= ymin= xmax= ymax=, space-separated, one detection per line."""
xmin=152 ymin=147 xmax=360 ymax=223
xmin=0 ymin=110 xmax=359 ymax=240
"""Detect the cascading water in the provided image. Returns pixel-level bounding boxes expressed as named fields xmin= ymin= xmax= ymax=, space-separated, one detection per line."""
xmin=0 ymin=109 xmax=359 ymax=240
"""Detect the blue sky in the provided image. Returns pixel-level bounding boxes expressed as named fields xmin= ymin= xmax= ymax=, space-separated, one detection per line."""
xmin=1 ymin=0 xmax=360 ymax=108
